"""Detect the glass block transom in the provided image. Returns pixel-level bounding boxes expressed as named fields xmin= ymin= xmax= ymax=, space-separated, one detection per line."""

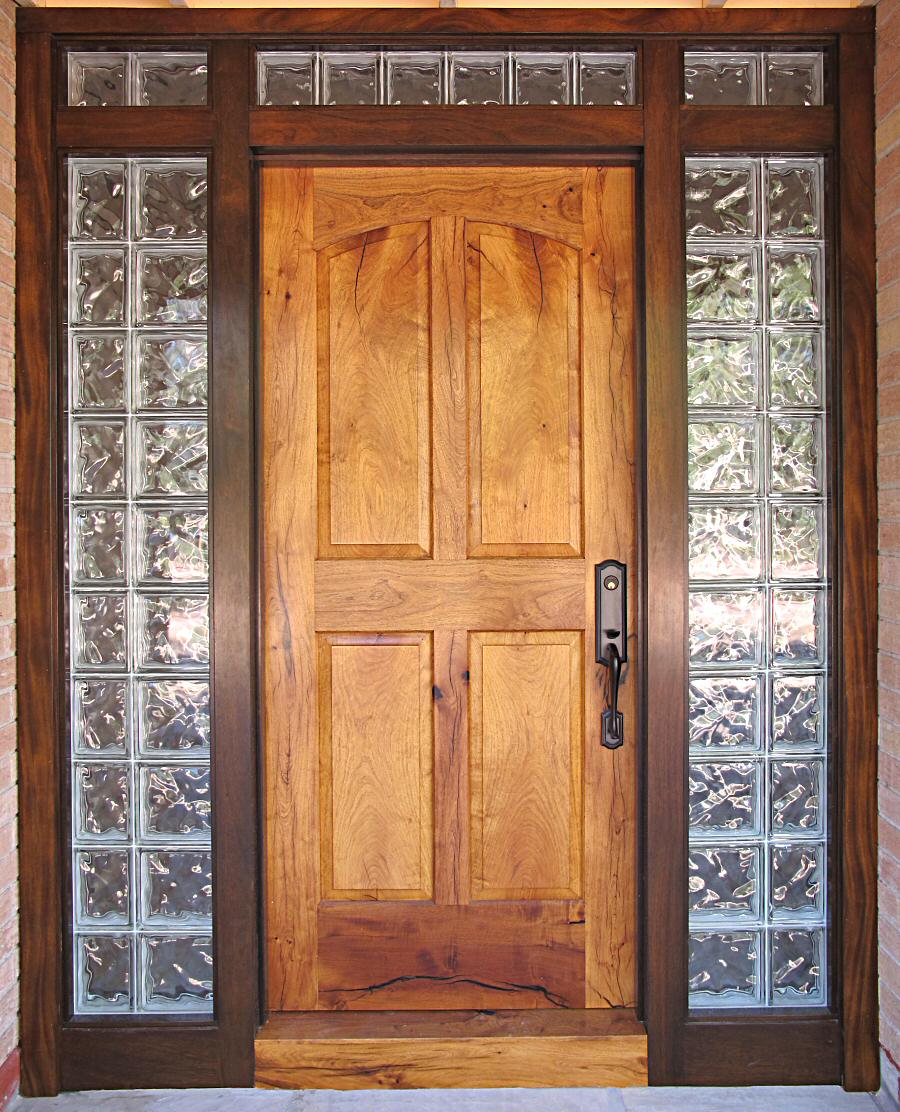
xmin=67 ymin=157 xmax=212 ymax=1015
xmin=684 ymin=51 xmax=824 ymax=106
xmin=685 ymin=157 xmax=829 ymax=1009
xmin=68 ymin=52 xmax=208 ymax=106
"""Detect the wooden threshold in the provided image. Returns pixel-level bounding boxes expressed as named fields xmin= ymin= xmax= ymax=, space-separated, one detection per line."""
xmin=255 ymin=1009 xmax=649 ymax=1090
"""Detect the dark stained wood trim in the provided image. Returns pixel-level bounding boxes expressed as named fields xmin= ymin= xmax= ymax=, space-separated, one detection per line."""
xmin=682 ymin=1017 xmax=841 ymax=1086
xmin=680 ymin=106 xmax=836 ymax=153
xmin=56 ymin=108 xmax=214 ymax=150
xmin=60 ymin=1027 xmax=225 ymax=1090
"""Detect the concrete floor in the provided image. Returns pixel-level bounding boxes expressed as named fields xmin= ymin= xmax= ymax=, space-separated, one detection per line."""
xmin=8 ymin=1088 xmax=882 ymax=1111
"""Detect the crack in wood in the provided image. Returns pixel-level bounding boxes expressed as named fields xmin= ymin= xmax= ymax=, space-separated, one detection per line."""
xmin=325 ymin=973 xmax=570 ymax=1008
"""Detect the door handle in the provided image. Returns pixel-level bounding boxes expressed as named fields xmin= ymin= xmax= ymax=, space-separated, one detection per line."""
xmin=596 ymin=560 xmax=627 ymax=750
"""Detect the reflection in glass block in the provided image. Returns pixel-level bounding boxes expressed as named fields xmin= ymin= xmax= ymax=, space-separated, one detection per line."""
xmin=770 ymin=418 xmax=821 ymax=493
xmin=386 ymin=53 xmax=443 ymax=105
xmin=138 ymin=679 xmax=210 ymax=754
xmin=773 ymin=589 xmax=823 ymax=666
xmin=450 ymin=53 xmax=506 ymax=105
xmin=770 ymin=843 xmax=823 ymax=919
xmin=143 ymin=935 xmax=213 ymax=1010
xmin=767 ymin=162 xmax=821 ymax=238
xmin=772 ymin=675 xmax=823 ymax=751
xmin=137 ymin=335 xmax=208 ymax=410
xmin=73 ymin=422 xmax=125 ymax=497
xmin=322 ymin=53 xmax=379 ymax=105
xmin=771 ymin=504 xmax=822 ymax=581
xmin=76 ymin=850 xmax=130 ymax=924
xmin=72 ymin=163 xmax=125 ymax=241
xmin=75 ymin=763 xmax=129 ymax=841
xmin=141 ymin=766 xmax=211 ymax=840
xmin=689 ymin=761 xmax=758 ymax=834
xmin=72 ymin=334 xmax=126 ymax=410
xmin=689 ymin=676 xmax=759 ymax=751
xmin=258 ymin=52 xmax=315 ymax=106
xmin=689 ymin=503 xmax=761 ymax=581
xmin=684 ymin=53 xmax=757 ymax=106
xmin=579 ymin=53 xmax=634 ymax=106
xmin=68 ymin=53 xmax=127 ymax=107
xmin=136 ymin=421 xmax=208 ymax=496
xmin=137 ymin=507 xmax=209 ymax=583
xmin=686 ymin=250 xmax=758 ymax=322
xmin=689 ymin=845 xmax=758 ymax=917
xmin=74 ymin=678 xmax=128 ymax=755
xmin=137 ymin=594 xmax=209 ymax=670
xmin=768 ymin=330 xmax=822 ymax=408
xmin=515 ymin=54 xmax=570 ymax=105
xmin=685 ymin=162 xmax=755 ymax=238
xmin=142 ymin=850 xmax=212 ymax=925
xmin=688 ymin=420 xmax=758 ymax=493
xmin=137 ymin=165 xmax=207 ymax=240
xmin=690 ymin=590 xmax=763 ymax=666
xmin=768 ymin=246 xmax=821 ymax=322
xmin=137 ymin=250 xmax=208 ymax=324
xmin=687 ymin=333 xmax=757 ymax=408
xmin=771 ymin=759 xmax=823 ymax=836
xmin=72 ymin=250 xmax=125 ymax=325
xmin=765 ymin=54 xmax=823 ymax=108
xmin=689 ymin=931 xmax=760 ymax=1005
xmin=771 ymin=928 xmax=823 ymax=1003
xmin=76 ymin=935 xmax=131 ymax=1011
xmin=137 ymin=53 xmax=208 ymax=107
xmin=73 ymin=593 xmax=127 ymax=670
xmin=73 ymin=507 xmax=125 ymax=584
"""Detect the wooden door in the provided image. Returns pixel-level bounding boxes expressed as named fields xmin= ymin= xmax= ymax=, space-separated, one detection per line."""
xmin=262 ymin=166 xmax=636 ymax=1015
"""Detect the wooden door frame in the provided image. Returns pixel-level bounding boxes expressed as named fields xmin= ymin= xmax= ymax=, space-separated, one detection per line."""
xmin=15 ymin=6 xmax=877 ymax=1096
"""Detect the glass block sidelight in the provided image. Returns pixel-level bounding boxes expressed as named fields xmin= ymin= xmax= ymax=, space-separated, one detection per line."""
xmin=66 ymin=157 xmax=212 ymax=1015
xmin=685 ymin=157 xmax=828 ymax=1009
xmin=68 ymin=52 xmax=207 ymax=106
xmin=684 ymin=51 xmax=824 ymax=106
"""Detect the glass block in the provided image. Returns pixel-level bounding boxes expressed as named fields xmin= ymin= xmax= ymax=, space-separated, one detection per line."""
xmin=450 ymin=53 xmax=507 ymax=105
xmin=686 ymin=250 xmax=758 ymax=323
xmin=685 ymin=161 xmax=755 ymax=238
xmin=138 ymin=679 xmax=210 ymax=755
xmin=689 ymin=676 xmax=759 ymax=751
xmin=72 ymin=334 xmax=126 ymax=410
xmin=689 ymin=845 xmax=758 ymax=917
xmin=142 ymin=935 xmax=213 ymax=1011
xmin=771 ymin=503 xmax=822 ymax=580
xmin=386 ymin=53 xmax=444 ymax=105
xmin=136 ymin=53 xmax=207 ymax=107
xmin=258 ymin=52 xmax=315 ymax=106
xmin=74 ymin=678 xmax=128 ymax=756
xmin=136 ymin=420 xmax=208 ymax=497
xmin=770 ymin=843 xmax=824 ymax=920
xmin=515 ymin=54 xmax=571 ymax=105
xmin=689 ymin=590 xmax=763 ymax=667
xmin=768 ymin=330 xmax=822 ymax=408
xmin=688 ymin=419 xmax=758 ymax=494
xmin=768 ymin=246 xmax=822 ymax=323
xmin=136 ymin=507 xmax=209 ymax=583
xmin=76 ymin=849 xmax=129 ymax=925
xmin=71 ymin=163 xmax=126 ymax=241
xmin=68 ymin=52 xmax=127 ymax=107
xmin=72 ymin=507 xmax=125 ymax=584
xmin=137 ymin=594 xmax=209 ymax=671
xmin=771 ymin=759 xmax=824 ymax=835
xmin=689 ymin=931 xmax=760 ymax=1005
xmin=75 ymin=935 xmax=131 ymax=1012
xmin=772 ymin=588 xmax=824 ymax=666
xmin=72 ymin=421 xmax=125 ymax=498
xmin=72 ymin=593 xmax=127 ymax=670
xmin=689 ymin=760 xmax=759 ymax=835
xmin=689 ymin=503 xmax=761 ymax=582
xmin=770 ymin=418 xmax=821 ymax=493
xmin=321 ymin=53 xmax=379 ymax=105
xmin=772 ymin=674 xmax=824 ymax=751
xmin=141 ymin=850 xmax=212 ymax=926
xmin=770 ymin=928 xmax=824 ymax=1004
xmin=684 ymin=53 xmax=758 ymax=106
xmin=766 ymin=161 xmax=821 ymax=239
xmin=137 ymin=334 xmax=208 ymax=410
xmin=686 ymin=333 xmax=757 ymax=408
xmin=137 ymin=164 xmax=207 ymax=240
xmin=141 ymin=765 xmax=211 ymax=841
xmin=71 ymin=250 xmax=125 ymax=325
xmin=74 ymin=763 xmax=129 ymax=841
xmin=136 ymin=250 xmax=208 ymax=324
xmin=578 ymin=53 xmax=634 ymax=106
xmin=765 ymin=53 xmax=823 ymax=108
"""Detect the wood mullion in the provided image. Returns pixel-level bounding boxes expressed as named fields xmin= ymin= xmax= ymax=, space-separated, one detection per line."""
xmin=56 ymin=108 xmax=214 ymax=150
xmin=680 ymin=106 xmax=835 ymax=154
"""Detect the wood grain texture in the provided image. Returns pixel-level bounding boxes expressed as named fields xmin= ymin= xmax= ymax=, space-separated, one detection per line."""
xmin=679 ymin=107 xmax=835 ymax=153
xmin=433 ymin=628 xmax=469 ymax=906
xmin=469 ymin=632 xmax=583 ymax=901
